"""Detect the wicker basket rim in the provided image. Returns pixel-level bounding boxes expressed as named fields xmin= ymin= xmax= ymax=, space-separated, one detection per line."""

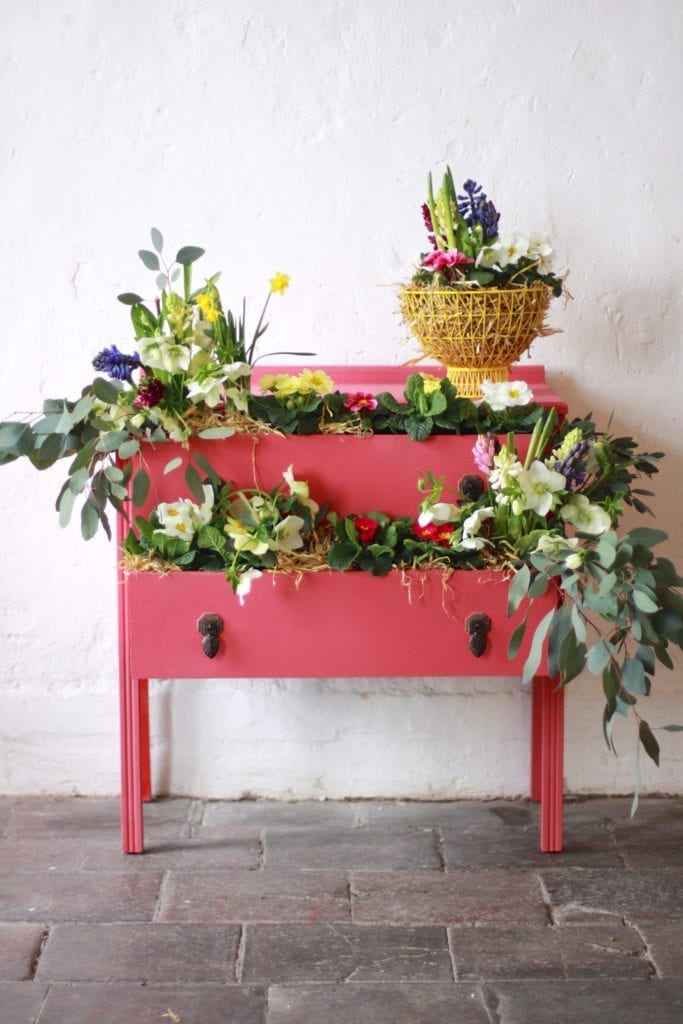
xmin=399 ymin=282 xmax=551 ymax=297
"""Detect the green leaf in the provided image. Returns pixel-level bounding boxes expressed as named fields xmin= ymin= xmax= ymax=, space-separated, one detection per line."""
xmin=58 ymin=486 xmax=76 ymax=528
xmin=138 ymin=248 xmax=160 ymax=271
xmin=622 ymin=657 xmax=648 ymax=695
xmin=522 ymin=608 xmax=555 ymax=687
xmin=117 ymin=439 xmax=140 ymax=460
xmin=639 ymin=720 xmax=660 ymax=766
xmin=80 ymin=498 xmax=100 ymax=540
xmin=547 ymin=602 xmax=572 ymax=678
xmin=151 ymin=227 xmax=164 ymax=253
xmin=175 ymin=245 xmax=205 ymax=266
xmin=97 ymin=430 xmax=130 ymax=453
xmin=68 ymin=467 xmax=90 ymax=494
xmin=132 ymin=468 xmax=150 ymax=508
xmin=0 ymin=421 xmax=35 ymax=457
xmin=193 ymin=452 xmax=222 ymax=489
xmin=92 ymin=377 xmax=121 ymax=404
xmin=635 ymin=645 xmax=656 ymax=674
xmin=163 ymin=457 xmax=183 ymax=475
xmin=661 ymin=724 xmax=683 ymax=732
xmin=586 ymin=639 xmax=613 ymax=675
xmin=327 ymin=541 xmax=360 ymax=571
xmin=197 ymin=427 xmax=235 ymax=439
xmin=633 ymin=589 xmax=659 ymax=614
xmin=508 ymin=564 xmax=531 ymax=615
xmin=508 ymin=619 xmax=527 ymax=659
xmin=528 ymin=573 xmax=549 ymax=599
xmin=104 ymin=464 xmax=125 ymax=483
xmin=117 ymin=292 xmax=144 ymax=306
xmin=196 ymin=525 xmax=227 ymax=553
xmin=627 ymin=527 xmax=668 ymax=549
xmin=33 ymin=410 xmax=73 ymax=434
xmin=185 ymin=463 xmax=206 ymax=502
xmin=558 ymin=633 xmax=587 ymax=685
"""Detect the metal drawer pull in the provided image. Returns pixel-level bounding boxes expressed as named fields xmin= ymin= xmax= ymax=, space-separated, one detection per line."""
xmin=466 ymin=612 xmax=491 ymax=658
xmin=197 ymin=613 xmax=224 ymax=659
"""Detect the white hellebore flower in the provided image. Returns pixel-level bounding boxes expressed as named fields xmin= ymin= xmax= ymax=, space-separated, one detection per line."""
xmin=236 ymin=568 xmax=263 ymax=606
xmin=417 ymin=502 xmax=459 ymax=528
xmin=460 ymin=506 xmax=495 ymax=550
xmin=273 ymin=515 xmax=305 ymax=552
xmin=186 ymin=375 xmax=225 ymax=408
xmin=559 ymin=494 xmax=611 ymax=536
xmin=534 ymin=533 xmax=584 ymax=569
xmin=138 ymin=337 xmax=191 ymax=374
xmin=283 ymin=465 xmax=319 ymax=516
xmin=480 ymin=380 xmax=534 ymax=412
xmin=516 ymin=461 xmax=566 ymax=516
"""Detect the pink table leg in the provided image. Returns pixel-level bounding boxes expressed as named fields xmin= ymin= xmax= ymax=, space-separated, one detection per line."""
xmin=535 ymin=674 xmax=564 ymax=852
xmin=139 ymin=679 xmax=152 ymax=803
xmin=119 ymin=670 xmax=145 ymax=853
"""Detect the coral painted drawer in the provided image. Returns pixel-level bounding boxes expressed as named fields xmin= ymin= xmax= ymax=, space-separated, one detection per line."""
xmin=124 ymin=569 xmax=554 ymax=679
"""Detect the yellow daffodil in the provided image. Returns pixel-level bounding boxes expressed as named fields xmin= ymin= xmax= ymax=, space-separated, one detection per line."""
xmin=269 ymin=272 xmax=290 ymax=295
xmin=195 ymin=291 xmax=219 ymax=323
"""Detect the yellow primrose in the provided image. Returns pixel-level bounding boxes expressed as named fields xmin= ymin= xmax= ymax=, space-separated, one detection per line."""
xmin=420 ymin=373 xmax=442 ymax=395
xmin=269 ymin=272 xmax=290 ymax=295
xmin=297 ymin=368 xmax=334 ymax=395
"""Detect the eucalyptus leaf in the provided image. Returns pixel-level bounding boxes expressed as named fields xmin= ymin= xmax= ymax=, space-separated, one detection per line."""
xmin=118 ymin=439 xmax=141 ymax=460
xmin=151 ymin=227 xmax=164 ymax=253
xmin=163 ymin=457 xmax=183 ymax=475
xmin=639 ymin=720 xmax=660 ymax=766
xmin=197 ymin=427 xmax=236 ymax=439
xmin=175 ymin=245 xmax=205 ymax=266
xmin=132 ymin=468 xmax=150 ymax=508
xmin=138 ymin=248 xmax=160 ymax=271
xmin=522 ymin=608 xmax=555 ymax=687
xmin=117 ymin=292 xmax=144 ymax=306
xmin=185 ymin=463 xmax=206 ymax=502
xmin=92 ymin=377 xmax=121 ymax=405
xmin=508 ymin=564 xmax=530 ymax=615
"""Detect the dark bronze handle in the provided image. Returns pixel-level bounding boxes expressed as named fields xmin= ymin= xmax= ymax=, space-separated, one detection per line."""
xmin=197 ymin=613 xmax=224 ymax=659
xmin=466 ymin=612 xmax=491 ymax=658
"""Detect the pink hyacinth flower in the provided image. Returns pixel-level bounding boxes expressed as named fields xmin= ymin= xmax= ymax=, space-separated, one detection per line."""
xmin=472 ymin=434 xmax=497 ymax=475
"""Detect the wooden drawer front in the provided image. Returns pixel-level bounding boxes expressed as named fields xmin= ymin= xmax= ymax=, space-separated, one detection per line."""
xmin=134 ymin=433 xmax=535 ymax=520
xmin=125 ymin=570 xmax=555 ymax=679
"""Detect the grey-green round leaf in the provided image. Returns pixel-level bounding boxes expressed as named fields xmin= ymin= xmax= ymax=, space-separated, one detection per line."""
xmin=117 ymin=292 xmax=144 ymax=306
xmin=175 ymin=245 xmax=205 ymax=266
xmin=151 ymin=227 xmax=164 ymax=253
xmin=138 ymin=249 xmax=160 ymax=271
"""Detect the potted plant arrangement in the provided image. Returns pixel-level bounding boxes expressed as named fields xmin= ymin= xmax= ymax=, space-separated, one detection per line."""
xmin=1 ymin=230 xmax=681 ymax=795
xmin=399 ymin=169 xmax=565 ymax=398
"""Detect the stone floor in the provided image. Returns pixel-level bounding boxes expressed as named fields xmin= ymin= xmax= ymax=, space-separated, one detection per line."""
xmin=2 ymin=796 xmax=683 ymax=1023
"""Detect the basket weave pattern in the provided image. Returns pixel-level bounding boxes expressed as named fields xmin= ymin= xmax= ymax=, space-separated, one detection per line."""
xmin=399 ymin=283 xmax=551 ymax=397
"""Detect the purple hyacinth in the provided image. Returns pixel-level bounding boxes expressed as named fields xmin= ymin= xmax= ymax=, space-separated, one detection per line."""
xmin=92 ymin=345 xmax=142 ymax=383
xmin=457 ymin=179 xmax=500 ymax=241
xmin=554 ymin=439 xmax=590 ymax=491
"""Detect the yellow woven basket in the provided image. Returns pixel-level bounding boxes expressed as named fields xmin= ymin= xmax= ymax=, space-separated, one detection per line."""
xmin=399 ymin=283 xmax=552 ymax=398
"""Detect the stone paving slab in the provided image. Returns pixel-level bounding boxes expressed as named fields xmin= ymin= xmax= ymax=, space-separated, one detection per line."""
xmin=241 ymin=923 xmax=452 ymax=983
xmin=0 ymin=924 xmax=45 ymax=981
xmin=201 ymin=799 xmax=359 ymax=829
xmin=449 ymin=923 xmax=651 ymax=980
xmin=263 ymin=826 xmax=441 ymax=870
xmin=541 ymin=868 xmax=683 ymax=925
xmin=487 ymin=978 xmax=683 ymax=1024
xmin=267 ymin=982 xmax=491 ymax=1023
xmin=159 ymin=869 xmax=351 ymax=924
xmin=6 ymin=796 xmax=192 ymax=843
xmin=0 ymin=871 xmax=162 ymax=923
xmin=81 ymin=827 xmax=262 ymax=871
xmin=0 ymin=980 xmax=48 ymax=1024
xmin=440 ymin=827 xmax=622 ymax=868
xmin=0 ymin=838 xmax=90 ymax=873
xmin=363 ymin=799 xmax=537 ymax=831
xmin=36 ymin=923 xmax=240 ymax=982
xmin=350 ymin=870 xmax=548 ymax=926
xmin=36 ymin=981 xmax=266 ymax=1024
xmin=639 ymin=920 xmax=683 ymax=978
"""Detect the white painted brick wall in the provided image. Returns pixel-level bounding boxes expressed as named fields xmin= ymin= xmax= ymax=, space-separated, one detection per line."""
xmin=1 ymin=0 xmax=682 ymax=798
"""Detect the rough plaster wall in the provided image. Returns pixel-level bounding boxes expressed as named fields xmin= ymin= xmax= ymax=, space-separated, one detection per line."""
xmin=1 ymin=0 xmax=681 ymax=799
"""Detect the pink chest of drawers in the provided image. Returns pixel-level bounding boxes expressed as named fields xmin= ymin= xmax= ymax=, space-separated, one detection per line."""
xmin=118 ymin=365 xmax=567 ymax=853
